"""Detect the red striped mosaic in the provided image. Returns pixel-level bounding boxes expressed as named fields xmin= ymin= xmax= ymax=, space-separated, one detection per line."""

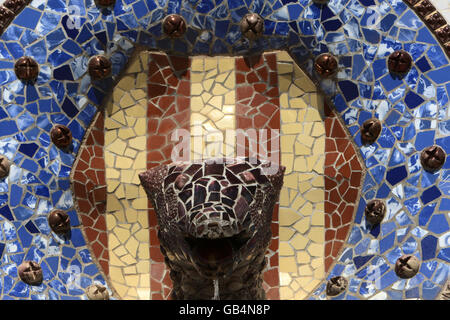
xmin=72 ymin=112 xmax=109 ymax=275
xmin=324 ymin=103 xmax=363 ymax=272
xmin=147 ymin=52 xmax=191 ymax=300
xmin=235 ymin=53 xmax=281 ymax=300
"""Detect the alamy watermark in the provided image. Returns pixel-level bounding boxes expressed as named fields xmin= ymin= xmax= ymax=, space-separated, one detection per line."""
xmin=170 ymin=128 xmax=281 ymax=175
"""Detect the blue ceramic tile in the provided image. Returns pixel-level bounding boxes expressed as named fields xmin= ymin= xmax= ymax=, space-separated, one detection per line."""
xmin=421 ymin=235 xmax=437 ymax=260
xmin=420 ymin=186 xmax=442 ymax=205
xmin=402 ymin=236 xmax=417 ymax=254
xmin=386 ymin=166 xmax=407 ymax=186
xmin=353 ymin=255 xmax=373 ymax=269
xmin=427 ymin=213 xmax=449 ymax=235
xmin=437 ymin=248 xmax=450 ymax=262
xmin=13 ymin=8 xmax=42 ymax=30
xmin=404 ymin=91 xmax=425 ymax=109
xmin=24 ymin=220 xmax=39 ymax=234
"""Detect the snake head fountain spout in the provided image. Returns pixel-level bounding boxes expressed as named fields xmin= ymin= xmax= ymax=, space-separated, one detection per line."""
xmin=139 ymin=158 xmax=285 ymax=300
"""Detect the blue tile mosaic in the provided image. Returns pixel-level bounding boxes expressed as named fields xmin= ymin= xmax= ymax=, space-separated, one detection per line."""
xmin=0 ymin=0 xmax=446 ymax=301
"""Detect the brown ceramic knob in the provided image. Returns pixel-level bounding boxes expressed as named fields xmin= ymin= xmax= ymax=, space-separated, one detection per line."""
xmin=88 ymin=55 xmax=112 ymax=80
xmin=360 ymin=118 xmax=382 ymax=145
xmin=86 ymin=284 xmax=110 ymax=300
xmin=326 ymin=276 xmax=347 ymax=296
xmin=18 ymin=261 xmax=43 ymax=286
xmin=94 ymin=0 xmax=116 ymax=7
xmin=314 ymin=53 xmax=338 ymax=77
xmin=48 ymin=209 xmax=71 ymax=234
xmin=388 ymin=50 xmax=412 ymax=75
xmin=0 ymin=155 xmax=11 ymax=179
xmin=163 ymin=14 xmax=187 ymax=38
xmin=14 ymin=56 xmax=39 ymax=81
xmin=51 ymin=124 xmax=72 ymax=149
xmin=365 ymin=199 xmax=386 ymax=225
xmin=3 ymin=0 xmax=26 ymax=14
xmin=395 ymin=255 xmax=420 ymax=279
xmin=240 ymin=13 xmax=264 ymax=40
xmin=420 ymin=145 xmax=446 ymax=172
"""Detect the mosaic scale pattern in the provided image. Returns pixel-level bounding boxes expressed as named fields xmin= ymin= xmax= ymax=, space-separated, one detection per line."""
xmin=139 ymin=158 xmax=285 ymax=299
xmin=0 ymin=0 xmax=447 ymax=300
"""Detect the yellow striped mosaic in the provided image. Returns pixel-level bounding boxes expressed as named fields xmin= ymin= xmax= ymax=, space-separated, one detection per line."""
xmin=190 ymin=56 xmax=236 ymax=160
xmin=104 ymin=51 xmax=151 ymax=300
xmin=276 ymin=51 xmax=326 ymax=300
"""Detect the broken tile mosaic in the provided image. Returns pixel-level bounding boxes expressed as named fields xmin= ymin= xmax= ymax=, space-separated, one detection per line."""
xmin=0 ymin=0 xmax=447 ymax=300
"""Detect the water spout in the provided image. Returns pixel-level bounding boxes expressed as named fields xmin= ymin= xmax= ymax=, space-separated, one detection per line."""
xmin=212 ymin=279 xmax=220 ymax=300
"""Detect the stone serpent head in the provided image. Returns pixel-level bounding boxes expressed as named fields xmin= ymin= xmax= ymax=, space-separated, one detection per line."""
xmin=139 ymin=158 xmax=285 ymax=292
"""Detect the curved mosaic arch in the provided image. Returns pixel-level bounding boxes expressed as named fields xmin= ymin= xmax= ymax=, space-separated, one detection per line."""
xmin=0 ymin=0 xmax=448 ymax=299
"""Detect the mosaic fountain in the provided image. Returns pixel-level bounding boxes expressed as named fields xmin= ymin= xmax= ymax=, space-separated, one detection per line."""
xmin=0 ymin=0 xmax=448 ymax=301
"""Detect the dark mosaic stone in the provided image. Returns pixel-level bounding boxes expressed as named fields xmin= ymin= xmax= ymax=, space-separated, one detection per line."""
xmin=0 ymin=6 xmax=14 ymax=34
xmin=435 ymin=25 xmax=450 ymax=45
xmin=414 ymin=0 xmax=435 ymax=17
xmin=139 ymin=158 xmax=285 ymax=300
xmin=174 ymin=173 xmax=189 ymax=190
xmin=204 ymin=162 xmax=224 ymax=176
xmin=94 ymin=0 xmax=116 ymax=7
xmin=312 ymin=0 xmax=330 ymax=4
xmin=445 ymin=42 xmax=450 ymax=55
xmin=425 ymin=12 xmax=447 ymax=30
xmin=404 ymin=0 xmax=420 ymax=5
xmin=3 ymin=0 xmax=27 ymax=14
